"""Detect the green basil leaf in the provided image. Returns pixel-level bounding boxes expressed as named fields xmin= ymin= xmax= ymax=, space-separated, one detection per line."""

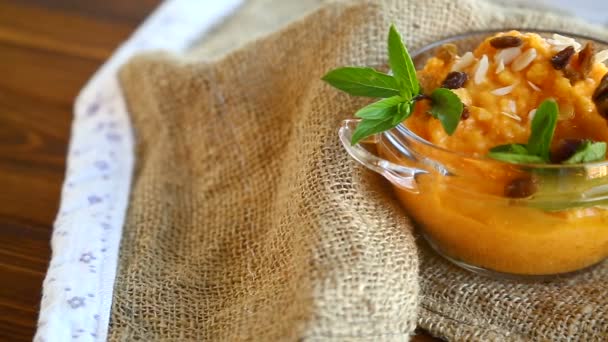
xmin=354 ymin=96 xmax=404 ymax=120
xmin=562 ymin=141 xmax=607 ymax=164
xmin=429 ymin=88 xmax=463 ymax=135
xmin=489 ymin=144 xmax=529 ymax=154
xmin=486 ymin=152 xmax=546 ymax=164
xmin=387 ymin=24 xmax=420 ymax=98
xmin=321 ymin=67 xmax=401 ymax=98
xmin=527 ymin=100 xmax=558 ymax=161
xmin=351 ymin=117 xmax=396 ymax=145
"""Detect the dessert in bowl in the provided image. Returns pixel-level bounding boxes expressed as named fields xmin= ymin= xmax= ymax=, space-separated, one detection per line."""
xmin=325 ymin=26 xmax=608 ymax=278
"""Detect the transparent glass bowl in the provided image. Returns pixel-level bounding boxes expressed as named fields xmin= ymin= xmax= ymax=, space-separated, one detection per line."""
xmin=339 ymin=30 xmax=608 ymax=279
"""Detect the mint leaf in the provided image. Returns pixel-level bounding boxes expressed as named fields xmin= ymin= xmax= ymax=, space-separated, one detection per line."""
xmin=321 ymin=67 xmax=401 ymax=97
xmin=351 ymin=97 xmax=412 ymax=145
xmin=490 ymin=144 xmax=529 ymax=154
xmin=322 ymin=25 xmax=464 ymax=141
xmin=488 ymin=144 xmax=543 ymax=164
xmin=487 ymin=100 xmax=558 ymax=164
xmin=527 ymin=100 xmax=558 ymax=161
xmin=351 ymin=117 xmax=396 ymax=145
xmin=486 ymin=152 xmax=546 ymax=164
xmin=388 ymin=24 xmax=420 ymax=98
xmin=392 ymin=101 xmax=413 ymax=125
xmin=563 ymin=141 xmax=607 ymax=164
xmin=429 ymin=88 xmax=463 ymax=135
xmin=354 ymin=96 xmax=405 ymax=120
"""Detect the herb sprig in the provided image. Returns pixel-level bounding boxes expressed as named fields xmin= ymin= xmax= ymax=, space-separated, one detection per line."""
xmin=322 ymin=24 xmax=463 ymax=145
xmin=488 ymin=99 xmax=607 ymax=164
xmin=562 ymin=140 xmax=607 ymax=164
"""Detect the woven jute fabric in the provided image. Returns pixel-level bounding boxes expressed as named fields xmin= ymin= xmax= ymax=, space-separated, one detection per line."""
xmin=109 ymin=0 xmax=608 ymax=341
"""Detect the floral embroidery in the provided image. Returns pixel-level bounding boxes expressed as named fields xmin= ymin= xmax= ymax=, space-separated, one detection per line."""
xmin=79 ymin=253 xmax=96 ymax=264
xmin=106 ymin=132 xmax=122 ymax=142
xmin=88 ymin=195 xmax=102 ymax=205
xmin=67 ymin=297 xmax=85 ymax=309
xmin=86 ymin=102 xmax=100 ymax=116
xmin=94 ymin=160 xmax=109 ymax=171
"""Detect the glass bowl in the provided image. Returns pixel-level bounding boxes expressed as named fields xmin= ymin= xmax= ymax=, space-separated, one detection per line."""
xmin=339 ymin=30 xmax=608 ymax=280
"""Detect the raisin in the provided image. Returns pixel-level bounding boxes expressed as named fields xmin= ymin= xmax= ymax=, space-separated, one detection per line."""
xmin=593 ymin=73 xmax=608 ymax=119
xmin=504 ymin=177 xmax=538 ymax=198
xmin=436 ymin=44 xmax=458 ymax=64
xmin=490 ymin=36 xmax=523 ymax=49
xmin=593 ymin=73 xmax=608 ymax=101
xmin=461 ymin=106 xmax=470 ymax=120
xmin=550 ymin=139 xmax=585 ymax=163
xmin=596 ymin=97 xmax=608 ymax=119
xmin=551 ymin=46 xmax=575 ymax=70
xmin=563 ymin=66 xmax=583 ymax=85
xmin=578 ymin=42 xmax=596 ymax=78
xmin=441 ymin=71 xmax=468 ymax=89
xmin=561 ymin=43 xmax=597 ymax=84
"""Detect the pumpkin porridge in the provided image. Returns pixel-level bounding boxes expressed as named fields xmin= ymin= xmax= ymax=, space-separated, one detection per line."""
xmin=328 ymin=26 xmax=608 ymax=276
xmin=383 ymin=31 xmax=608 ymax=275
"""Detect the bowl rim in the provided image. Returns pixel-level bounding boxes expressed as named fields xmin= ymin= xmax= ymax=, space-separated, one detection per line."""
xmin=390 ymin=28 xmax=608 ymax=169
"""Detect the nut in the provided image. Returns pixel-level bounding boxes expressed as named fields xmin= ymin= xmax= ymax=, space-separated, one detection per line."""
xmin=593 ymin=73 xmax=608 ymax=101
xmin=578 ymin=42 xmax=596 ymax=78
xmin=551 ymin=46 xmax=575 ymax=70
xmin=490 ymin=36 xmax=523 ymax=49
xmin=596 ymin=98 xmax=608 ymax=119
xmin=593 ymin=73 xmax=608 ymax=119
xmin=441 ymin=71 xmax=468 ymax=89
xmin=563 ymin=66 xmax=582 ymax=84
xmin=562 ymin=42 xmax=596 ymax=84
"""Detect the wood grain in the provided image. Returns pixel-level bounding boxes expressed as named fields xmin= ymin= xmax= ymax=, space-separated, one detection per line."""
xmin=0 ymin=1 xmax=157 ymax=340
xmin=0 ymin=1 xmax=442 ymax=340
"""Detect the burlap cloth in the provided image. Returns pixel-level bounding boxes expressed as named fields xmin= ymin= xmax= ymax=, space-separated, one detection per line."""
xmin=108 ymin=0 xmax=608 ymax=341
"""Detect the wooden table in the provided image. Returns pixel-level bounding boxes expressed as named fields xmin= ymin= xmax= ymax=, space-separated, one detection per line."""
xmin=0 ymin=1 xmax=439 ymax=340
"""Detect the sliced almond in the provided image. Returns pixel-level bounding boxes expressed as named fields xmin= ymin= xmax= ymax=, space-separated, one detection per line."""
xmin=494 ymin=47 xmax=522 ymax=65
xmin=553 ymin=34 xmax=574 ymax=43
xmin=495 ymin=59 xmax=505 ymax=74
xmin=474 ymin=54 xmax=489 ymax=85
xmin=551 ymin=43 xmax=582 ymax=53
xmin=501 ymin=111 xmax=522 ymax=121
xmin=491 ymin=84 xmax=516 ymax=96
xmin=596 ymin=49 xmax=608 ymax=64
xmin=508 ymin=100 xmax=517 ymax=113
xmin=452 ymin=88 xmax=472 ymax=106
xmin=527 ymin=81 xmax=541 ymax=92
xmin=451 ymin=52 xmax=475 ymax=71
xmin=547 ymin=34 xmax=582 ymax=52
xmin=528 ymin=108 xmax=537 ymax=121
xmin=512 ymin=48 xmax=537 ymax=72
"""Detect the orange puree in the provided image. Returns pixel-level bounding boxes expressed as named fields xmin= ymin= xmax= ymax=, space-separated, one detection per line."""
xmin=392 ymin=177 xmax=608 ymax=275
xmin=382 ymin=31 xmax=608 ymax=275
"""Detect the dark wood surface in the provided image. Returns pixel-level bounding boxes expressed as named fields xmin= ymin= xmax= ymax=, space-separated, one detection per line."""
xmin=0 ymin=1 xmax=440 ymax=341
xmin=0 ymin=1 xmax=157 ymax=340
